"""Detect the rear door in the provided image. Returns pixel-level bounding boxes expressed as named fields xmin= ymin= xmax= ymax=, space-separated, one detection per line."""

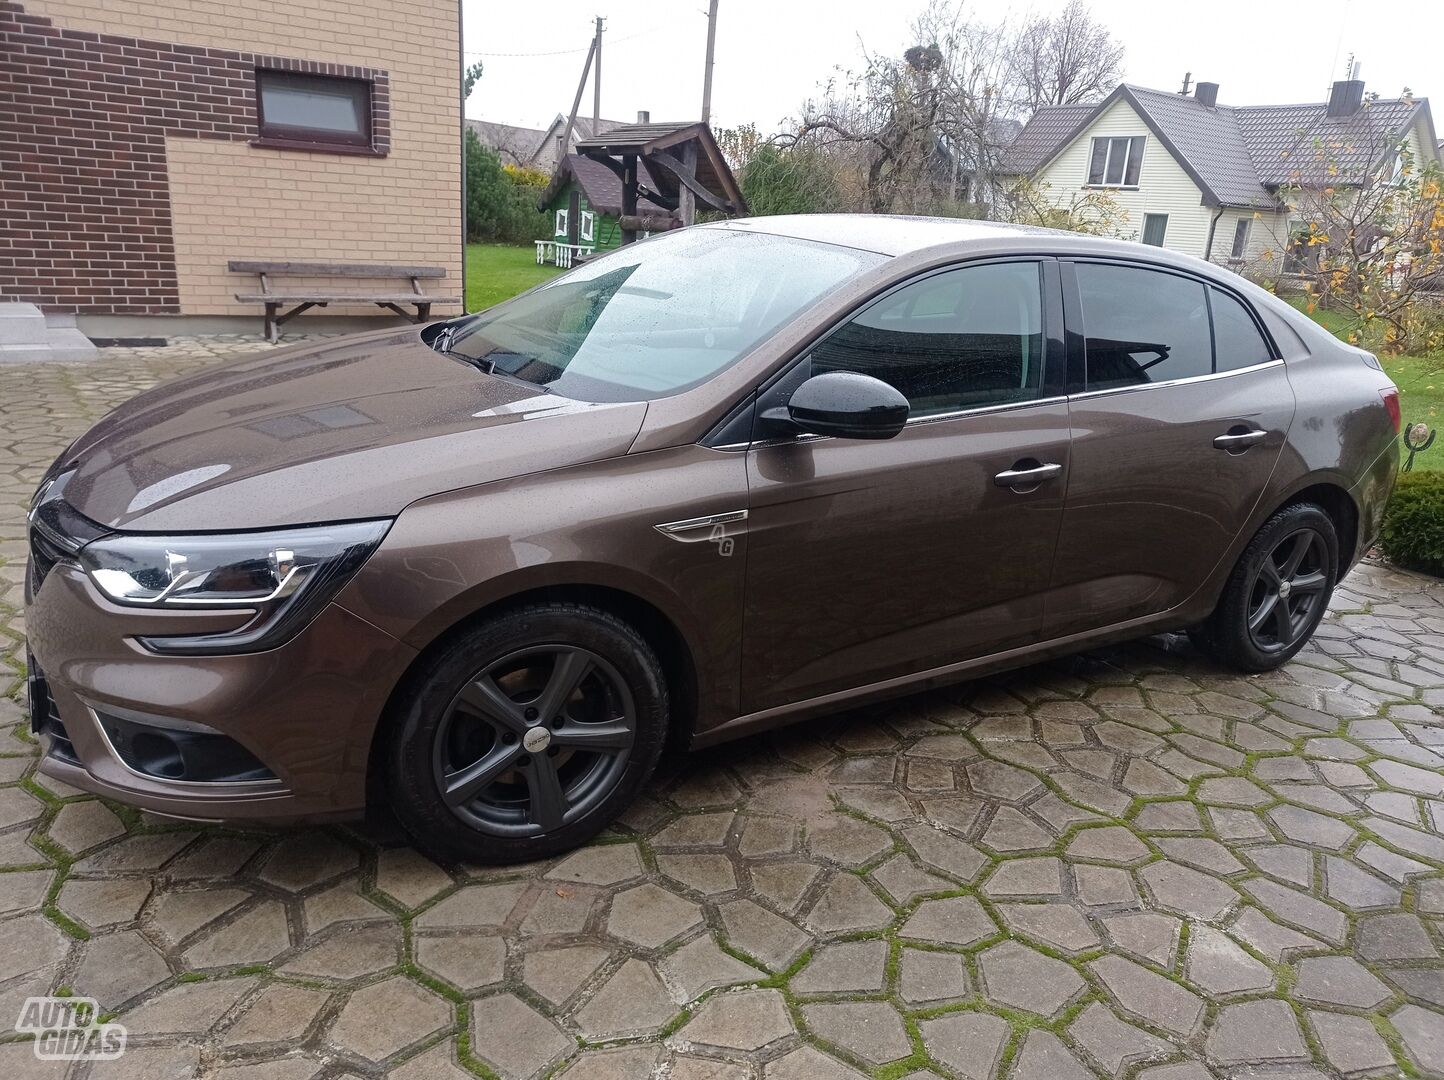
xmin=740 ymin=259 xmax=1071 ymax=715
xmin=1043 ymin=259 xmax=1295 ymax=639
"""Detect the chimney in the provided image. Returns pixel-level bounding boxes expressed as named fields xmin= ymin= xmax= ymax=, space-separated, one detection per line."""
xmin=1194 ymin=82 xmax=1219 ymax=108
xmin=1328 ymin=79 xmax=1365 ymax=117
xmin=636 ymin=110 xmax=650 ymax=124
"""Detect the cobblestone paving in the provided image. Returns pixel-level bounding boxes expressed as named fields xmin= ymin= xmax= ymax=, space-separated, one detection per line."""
xmin=0 ymin=341 xmax=1442 ymax=1079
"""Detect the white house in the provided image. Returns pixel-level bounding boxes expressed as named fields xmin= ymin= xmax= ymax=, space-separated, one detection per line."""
xmin=1003 ymin=78 xmax=1439 ymax=269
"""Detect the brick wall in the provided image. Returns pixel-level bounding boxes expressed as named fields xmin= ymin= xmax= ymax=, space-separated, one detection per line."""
xmin=1 ymin=0 xmax=459 ymax=318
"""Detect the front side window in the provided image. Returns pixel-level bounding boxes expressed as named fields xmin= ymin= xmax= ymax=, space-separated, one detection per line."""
xmin=1230 ymin=218 xmax=1252 ymax=259
xmin=1087 ymin=136 xmax=1146 ymax=186
xmin=256 ymin=70 xmax=371 ymax=148
xmin=810 ymin=262 xmax=1045 ymax=417
xmin=1077 ymin=263 xmax=1211 ymax=388
xmin=448 ymin=227 xmax=885 ymax=402
xmin=1211 ymin=287 xmax=1274 ymax=371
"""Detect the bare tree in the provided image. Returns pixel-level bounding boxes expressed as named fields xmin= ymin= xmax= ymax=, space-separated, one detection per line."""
xmin=1010 ymin=0 xmax=1124 ymax=112
xmin=774 ymin=1 xmax=1023 ymax=215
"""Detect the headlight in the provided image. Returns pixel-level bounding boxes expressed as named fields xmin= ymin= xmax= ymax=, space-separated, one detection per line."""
xmin=79 ymin=520 xmax=389 ymax=654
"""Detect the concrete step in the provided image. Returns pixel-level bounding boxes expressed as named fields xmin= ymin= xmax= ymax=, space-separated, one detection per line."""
xmin=0 ymin=302 xmax=50 ymax=346
xmin=0 ymin=326 xmax=99 ymax=363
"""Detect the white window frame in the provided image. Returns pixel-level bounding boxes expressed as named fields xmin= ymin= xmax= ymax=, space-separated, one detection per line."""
xmin=1141 ymin=213 xmax=1168 ymax=247
xmin=554 ymin=208 xmax=568 ymax=237
xmin=579 ymin=210 xmax=595 ymax=242
xmin=1087 ymin=136 xmax=1146 ymax=188
xmin=1230 ymin=217 xmax=1251 ymax=260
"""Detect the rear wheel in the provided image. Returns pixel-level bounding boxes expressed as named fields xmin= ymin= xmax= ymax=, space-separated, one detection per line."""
xmin=386 ymin=603 xmax=668 ymax=864
xmin=1191 ymin=503 xmax=1338 ymax=672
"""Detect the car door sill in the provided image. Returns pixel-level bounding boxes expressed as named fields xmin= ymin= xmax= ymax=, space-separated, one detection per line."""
xmin=693 ymin=605 xmax=1189 ymax=749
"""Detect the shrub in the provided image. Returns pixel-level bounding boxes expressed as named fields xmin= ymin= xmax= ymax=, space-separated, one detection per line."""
xmin=465 ymin=131 xmax=549 ymax=244
xmin=1379 ymin=471 xmax=1444 ymax=577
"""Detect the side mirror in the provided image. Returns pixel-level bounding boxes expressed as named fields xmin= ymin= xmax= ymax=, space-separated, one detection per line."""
xmin=783 ymin=371 xmax=909 ymax=440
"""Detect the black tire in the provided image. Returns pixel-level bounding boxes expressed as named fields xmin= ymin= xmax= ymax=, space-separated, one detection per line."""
xmin=385 ymin=602 xmax=668 ymax=864
xmin=1192 ymin=502 xmax=1339 ymax=672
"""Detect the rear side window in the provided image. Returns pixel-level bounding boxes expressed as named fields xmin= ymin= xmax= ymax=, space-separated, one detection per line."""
xmin=811 ymin=261 xmax=1045 ymax=417
xmin=1210 ymin=287 xmax=1274 ymax=371
xmin=1077 ymin=263 xmax=1211 ymax=389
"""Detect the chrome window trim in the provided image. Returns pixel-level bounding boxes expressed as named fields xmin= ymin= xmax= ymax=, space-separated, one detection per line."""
xmin=1068 ymin=357 xmax=1284 ymax=402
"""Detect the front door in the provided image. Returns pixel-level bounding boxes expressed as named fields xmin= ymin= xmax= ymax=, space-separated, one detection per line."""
xmin=567 ymin=190 xmax=581 ymax=246
xmin=740 ymin=259 xmax=1070 ymax=715
xmin=1044 ymin=259 xmax=1296 ymax=639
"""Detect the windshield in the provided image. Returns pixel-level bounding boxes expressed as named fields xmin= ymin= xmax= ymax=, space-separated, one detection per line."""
xmin=447 ymin=227 xmax=886 ymax=401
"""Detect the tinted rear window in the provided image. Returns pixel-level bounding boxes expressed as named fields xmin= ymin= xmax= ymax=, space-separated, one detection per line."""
xmin=1077 ymin=263 xmax=1212 ymax=389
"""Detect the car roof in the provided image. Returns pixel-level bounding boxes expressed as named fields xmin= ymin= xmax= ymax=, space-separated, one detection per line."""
xmin=708 ymin=214 xmax=1063 ymax=256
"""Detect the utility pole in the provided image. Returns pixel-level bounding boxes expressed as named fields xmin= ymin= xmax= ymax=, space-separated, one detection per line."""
xmin=593 ymin=16 xmax=603 ymax=130
xmin=560 ymin=36 xmax=597 ymax=166
xmin=700 ymin=0 xmax=719 ymax=123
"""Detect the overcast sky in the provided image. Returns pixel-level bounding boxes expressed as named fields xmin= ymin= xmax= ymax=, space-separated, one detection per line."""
xmin=462 ymin=0 xmax=1436 ymax=134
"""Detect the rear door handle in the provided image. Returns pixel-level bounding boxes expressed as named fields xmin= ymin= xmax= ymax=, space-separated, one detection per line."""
xmin=1213 ymin=428 xmax=1267 ymax=451
xmin=994 ymin=461 xmax=1063 ymax=490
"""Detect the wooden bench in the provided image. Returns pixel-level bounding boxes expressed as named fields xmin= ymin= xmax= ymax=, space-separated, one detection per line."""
xmin=229 ymin=260 xmax=461 ymax=342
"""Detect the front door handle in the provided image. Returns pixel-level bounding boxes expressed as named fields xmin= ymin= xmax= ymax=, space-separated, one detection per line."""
xmin=1213 ymin=427 xmax=1267 ymax=452
xmin=994 ymin=461 xmax=1063 ymax=490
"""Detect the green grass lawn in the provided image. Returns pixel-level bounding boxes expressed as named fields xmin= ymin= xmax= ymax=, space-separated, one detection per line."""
xmin=465 ymin=243 xmax=563 ymax=312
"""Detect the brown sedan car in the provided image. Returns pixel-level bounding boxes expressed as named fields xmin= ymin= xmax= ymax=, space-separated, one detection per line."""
xmin=26 ymin=216 xmax=1400 ymax=862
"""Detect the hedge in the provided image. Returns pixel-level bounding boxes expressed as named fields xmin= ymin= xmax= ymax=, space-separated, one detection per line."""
xmin=1379 ymin=471 xmax=1444 ymax=577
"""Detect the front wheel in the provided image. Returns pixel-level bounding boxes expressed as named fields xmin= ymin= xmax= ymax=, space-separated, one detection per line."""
xmin=1191 ymin=503 xmax=1339 ymax=672
xmin=385 ymin=603 xmax=669 ymax=864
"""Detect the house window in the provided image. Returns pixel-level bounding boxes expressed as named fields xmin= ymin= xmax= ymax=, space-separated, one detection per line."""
xmin=1230 ymin=218 xmax=1251 ymax=260
xmin=255 ymin=70 xmax=372 ymax=150
xmin=580 ymin=210 xmax=595 ymax=243
xmin=554 ymin=209 xmax=568 ymax=238
xmin=1141 ymin=214 xmax=1168 ymax=247
xmin=1087 ymin=136 xmax=1145 ymax=187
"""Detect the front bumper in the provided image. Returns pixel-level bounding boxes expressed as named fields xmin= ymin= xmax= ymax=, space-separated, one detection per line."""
xmin=25 ymin=562 xmax=416 ymax=823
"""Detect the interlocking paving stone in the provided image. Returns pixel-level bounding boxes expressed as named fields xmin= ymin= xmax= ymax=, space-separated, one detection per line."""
xmin=1292 ymin=954 xmax=1393 ymax=1008
xmin=997 ymin=901 xmax=1100 ymax=952
xmin=5 ymin=344 xmax=1444 ymax=1080
xmin=1393 ymin=1003 xmax=1444 ymax=1073
xmin=1090 ymin=955 xmax=1205 ymax=1037
xmin=1012 ymin=1029 xmax=1095 ymax=1080
xmin=573 ymin=958 xmax=676 ymax=1038
xmin=223 ymin=983 xmax=330 ymax=1046
xmin=471 ymin=992 xmax=574 ymax=1079
xmin=1185 ymin=925 xmax=1274 ymax=994
xmin=326 ymin=976 xmax=451 ymax=1064
xmin=918 ymin=1011 xmax=1010 ymax=1080
xmin=1068 ymin=1002 xmax=1173 ymax=1077
xmin=802 ymin=1000 xmax=910 ymax=1066
xmin=792 ymin=938 xmax=888 ymax=994
xmin=1308 ymin=1009 xmax=1395 ymax=1073
xmin=1206 ymin=999 xmax=1310 ymax=1066
xmin=978 ymin=939 xmax=1085 ymax=1016
xmin=899 ymin=895 xmax=997 ymax=946
xmin=523 ymin=944 xmax=611 ymax=1007
xmin=898 ymin=947 xmax=970 ymax=1005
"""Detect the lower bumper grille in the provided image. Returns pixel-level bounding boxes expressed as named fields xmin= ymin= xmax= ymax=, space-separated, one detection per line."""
xmin=26 ymin=657 xmax=80 ymax=766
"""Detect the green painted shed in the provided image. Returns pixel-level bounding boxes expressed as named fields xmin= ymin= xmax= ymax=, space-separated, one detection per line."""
xmin=538 ymin=154 xmax=671 ymax=253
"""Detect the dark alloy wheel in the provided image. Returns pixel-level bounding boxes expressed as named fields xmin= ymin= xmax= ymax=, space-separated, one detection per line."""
xmin=432 ymin=645 xmax=636 ymax=837
xmin=1244 ymin=528 xmax=1331 ymax=655
xmin=386 ymin=603 xmax=668 ymax=863
xmin=1192 ymin=502 xmax=1339 ymax=673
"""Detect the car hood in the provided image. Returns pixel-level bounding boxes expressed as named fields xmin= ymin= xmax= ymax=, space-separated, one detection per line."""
xmin=56 ymin=327 xmax=648 ymax=531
